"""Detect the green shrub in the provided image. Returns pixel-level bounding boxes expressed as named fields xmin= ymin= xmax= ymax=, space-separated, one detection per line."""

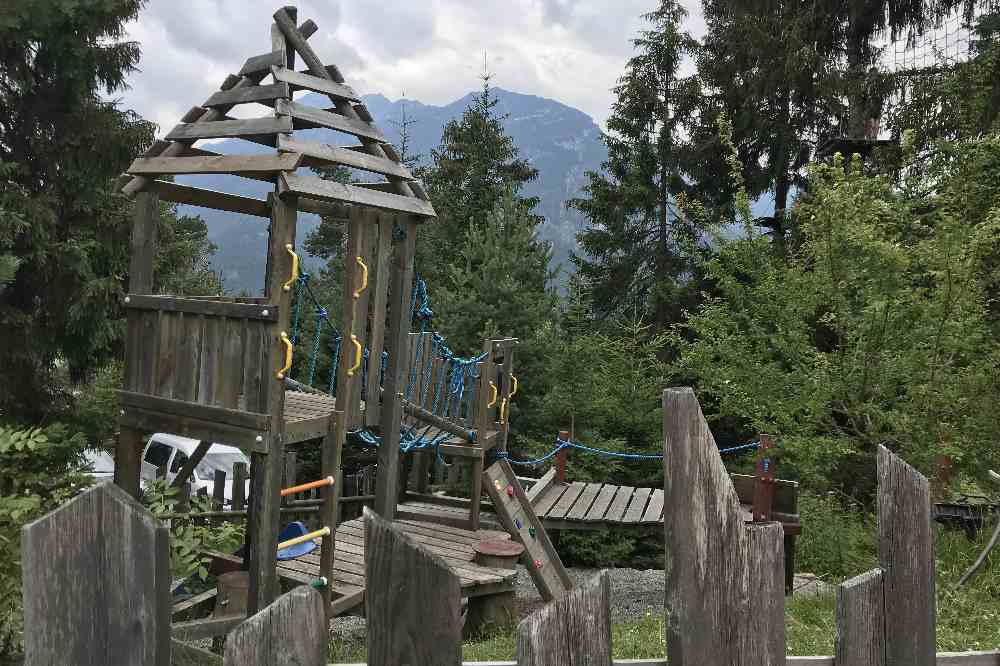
xmin=794 ymin=492 xmax=876 ymax=581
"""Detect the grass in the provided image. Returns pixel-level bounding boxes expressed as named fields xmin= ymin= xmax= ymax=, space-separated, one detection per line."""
xmin=326 ymin=521 xmax=1000 ymax=662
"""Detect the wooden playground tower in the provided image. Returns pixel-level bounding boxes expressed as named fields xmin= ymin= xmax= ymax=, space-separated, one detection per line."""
xmin=113 ymin=7 xmax=525 ymax=615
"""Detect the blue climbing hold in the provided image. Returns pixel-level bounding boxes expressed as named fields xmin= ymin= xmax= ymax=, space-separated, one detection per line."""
xmin=277 ymin=521 xmax=318 ymax=560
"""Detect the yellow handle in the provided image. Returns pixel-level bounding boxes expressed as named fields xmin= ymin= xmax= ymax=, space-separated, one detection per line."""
xmin=353 ymin=256 xmax=368 ymax=298
xmin=487 ymin=381 xmax=498 ymax=408
xmin=277 ymin=526 xmax=330 ymax=551
xmin=346 ymin=334 xmax=362 ymax=376
xmin=282 ymin=244 xmax=299 ymax=292
xmin=276 ymin=331 xmax=293 ymax=380
xmin=509 ymin=374 xmax=519 ymax=398
xmin=499 ymin=397 xmax=509 ymax=424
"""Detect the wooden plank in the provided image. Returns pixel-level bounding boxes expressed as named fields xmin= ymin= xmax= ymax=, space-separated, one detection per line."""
xmin=128 ymin=153 xmax=301 ymax=177
xmin=587 ymin=483 xmax=620 ymax=522
xmin=277 ymin=135 xmax=414 ymax=180
xmin=280 ymin=172 xmax=436 ymax=219
xmin=164 ymin=116 xmax=292 ymax=142
xmin=223 ymin=587 xmax=325 ymax=666
xmin=835 ymin=569 xmax=886 ymax=666
xmin=218 ymin=318 xmax=244 ymax=409
xmin=364 ymin=508 xmax=462 ymax=665
xmin=364 ymin=218 xmax=393 ymax=427
xmin=118 ymin=390 xmax=269 ymax=431
xmin=276 ymin=98 xmax=385 ymax=141
xmin=483 ymin=460 xmax=573 ymax=602
xmin=547 ymin=482 xmax=585 ymax=520
xmin=518 ymin=572 xmax=611 ymax=666
xmin=878 ymin=445 xmax=935 ymax=666
xmin=533 ymin=484 xmax=567 ymax=517
xmin=170 ymin=441 xmax=211 ymax=489
xmin=731 ymin=472 xmax=799 ymax=514
xmin=147 ymin=180 xmax=271 ymax=218
xmin=641 ymin=489 xmax=665 ymax=523
xmin=171 ymin=614 xmax=244 ymax=640
xmin=137 ymin=310 xmax=159 ymax=395
xmin=172 ymin=588 xmax=218 ymax=616
xmin=204 ymin=81 xmax=290 ymax=108
xmin=525 ymin=468 xmax=557 ymax=506
xmin=623 ymin=487 xmax=652 ymax=523
xmin=171 ymin=639 xmax=223 ymax=665
xmin=117 ymin=406 xmax=267 ymax=454
xmin=566 ymin=483 xmax=603 ymax=521
xmin=124 ymin=294 xmax=276 ymax=321
xmin=271 ymin=66 xmax=360 ymax=102
xmin=605 ymin=485 xmax=635 ymax=522
xmin=22 ymin=482 xmax=171 ymax=666
xmin=197 ymin=316 xmax=223 ymax=405
xmin=238 ymin=50 xmax=284 ymax=77
xmin=173 ymin=313 xmax=203 ymax=401
xmin=741 ymin=522 xmax=785 ymax=666
xmin=242 ymin=321 xmax=267 ymax=413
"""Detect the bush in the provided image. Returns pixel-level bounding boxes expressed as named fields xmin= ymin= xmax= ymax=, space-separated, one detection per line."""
xmin=794 ymin=492 xmax=876 ymax=581
xmin=0 ymin=423 xmax=92 ymax=656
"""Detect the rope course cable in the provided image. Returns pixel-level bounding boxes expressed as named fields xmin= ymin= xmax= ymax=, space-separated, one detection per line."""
xmin=496 ymin=437 xmax=762 ymax=467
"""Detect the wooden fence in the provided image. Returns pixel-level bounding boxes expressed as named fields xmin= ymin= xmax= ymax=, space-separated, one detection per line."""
xmin=20 ymin=387 xmax=1000 ymax=665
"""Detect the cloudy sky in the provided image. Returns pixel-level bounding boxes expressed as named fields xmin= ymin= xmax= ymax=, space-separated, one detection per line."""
xmin=120 ymin=1 xmax=706 ymax=135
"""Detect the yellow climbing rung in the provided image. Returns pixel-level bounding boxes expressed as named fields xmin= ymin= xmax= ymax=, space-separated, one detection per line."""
xmin=277 ymin=526 xmax=330 ymax=551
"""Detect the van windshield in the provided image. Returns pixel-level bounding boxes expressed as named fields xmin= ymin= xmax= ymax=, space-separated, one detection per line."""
xmin=195 ymin=451 xmax=249 ymax=480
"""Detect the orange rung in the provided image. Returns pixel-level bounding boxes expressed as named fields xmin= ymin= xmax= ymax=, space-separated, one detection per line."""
xmin=280 ymin=475 xmax=335 ymax=497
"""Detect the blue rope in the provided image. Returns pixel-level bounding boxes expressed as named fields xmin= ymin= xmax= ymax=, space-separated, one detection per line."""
xmin=328 ymin=336 xmax=342 ymax=396
xmin=307 ymin=306 xmax=326 ymax=387
xmin=498 ymin=438 xmax=761 ymax=467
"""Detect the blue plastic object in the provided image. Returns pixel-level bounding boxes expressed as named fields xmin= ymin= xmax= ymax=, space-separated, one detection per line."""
xmin=276 ymin=521 xmax=319 ymax=561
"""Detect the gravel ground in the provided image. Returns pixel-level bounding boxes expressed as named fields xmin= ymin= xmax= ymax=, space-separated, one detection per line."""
xmin=328 ymin=566 xmax=833 ymax=649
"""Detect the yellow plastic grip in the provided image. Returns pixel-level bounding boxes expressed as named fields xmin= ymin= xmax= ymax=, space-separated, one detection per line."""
xmin=276 ymin=331 xmax=293 ymax=380
xmin=353 ymin=256 xmax=368 ymax=298
xmin=282 ymin=244 xmax=299 ymax=292
xmin=347 ymin=333 xmax=362 ymax=376
xmin=499 ymin=398 xmax=509 ymax=424
xmin=509 ymin=374 xmax=519 ymax=398
xmin=488 ymin=381 xmax=498 ymax=408
xmin=277 ymin=526 xmax=330 ymax=551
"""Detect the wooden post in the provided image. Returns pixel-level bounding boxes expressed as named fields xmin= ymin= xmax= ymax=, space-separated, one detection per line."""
xmin=556 ymin=429 xmax=570 ymax=484
xmin=116 ymin=190 xmax=159 ymax=499
xmin=375 ymin=215 xmax=417 ymax=520
xmin=752 ymin=433 xmax=776 ymax=521
xmin=364 ymin=218 xmax=393 ymax=428
xmin=232 ymin=462 xmax=248 ymax=511
xmin=835 ymin=568 xmax=886 ymax=666
xmin=22 ymin=482 xmax=170 ymax=665
xmin=212 ymin=470 xmax=226 ymax=511
xmin=878 ymin=445 xmax=935 ymax=666
xmin=318 ymin=411 xmax=341 ymax=615
xmin=364 ymin=508 xmax=462 ymax=665
xmin=170 ymin=441 xmax=211 ymax=489
xmin=517 ymin=571 xmax=611 ymax=666
xmin=662 ymin=387 xmax=785 ymax=666
xmin=223 ymin=586 xmax=325 ymax=666
xmin=282 ymin=451 xmax=297 ymax=506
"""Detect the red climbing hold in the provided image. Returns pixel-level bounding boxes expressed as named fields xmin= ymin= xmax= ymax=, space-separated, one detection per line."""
xmin=533 ymin=559 xmax=544 ymax=569
xmin=506 ymin=484 xmax=515 ymax=497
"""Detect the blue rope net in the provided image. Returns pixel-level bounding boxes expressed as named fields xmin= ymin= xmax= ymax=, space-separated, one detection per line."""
xmin=497 ymin=437 xmax=761 ymax=467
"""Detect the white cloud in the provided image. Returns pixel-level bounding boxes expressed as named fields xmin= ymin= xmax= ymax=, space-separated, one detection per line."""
xmin=119 ymin=1 xmax=705 ymax=134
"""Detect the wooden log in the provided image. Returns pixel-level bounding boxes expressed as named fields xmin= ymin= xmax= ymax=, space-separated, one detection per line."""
xmin=22 ymin=482 xmax=170 ymax=665
xmin=375 ymin=216 xmax=417 ymax=519
xmin=835 ymin=568 xmax=886 ymax=666
xmin=364 ymin=508 xmax=462 ymax=665
xmin=223 ymin=586 xmax=325 ymax=666
xmin=170 ymin=441 xmax=211 ymax=489
xmin=279 ymin=173 xmax=436 ymax=218
xmin=164 ymin=116 xmax=292 ymax=143
xmin=271 ymin=67 xmax=360 ymax=102
xmin=877 ymin=445 xmax=935 ymax=666
xmin=275 ymin=98 xmax=385 ymax=141
xmin=203 ymin=81 xmax=290 ymax=108
xmin=517 ymin=571 xmax=612 ymax=666
xmin=238 ymin=50 xmax=284 ymax=77
xmin=212 ymin=470 xmax=226 ymax=511
xmin=145 ymin=179 xmax=271 ymax=218
xmin=364 ymin=219 xmax=393 ymax=427
xmin=128 ymin=153 xmax=301 ymax=177
xmin=276 ymin=135 xmax=414 ymax=180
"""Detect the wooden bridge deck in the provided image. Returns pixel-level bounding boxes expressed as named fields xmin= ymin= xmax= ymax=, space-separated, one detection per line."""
xmin=531 ymin=482 xmax=667 ymax=530
xmin=270 ymin=513 xmax=516 ymax=614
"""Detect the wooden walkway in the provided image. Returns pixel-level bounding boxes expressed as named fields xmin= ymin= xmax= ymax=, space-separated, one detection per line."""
xmin=270 ymin=514 xmax=516 ymax=614
xmin=531 ymin=481 xmax=667 ymax=530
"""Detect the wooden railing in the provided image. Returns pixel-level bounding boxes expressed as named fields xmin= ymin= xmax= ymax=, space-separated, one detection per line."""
xmin=20 ymin=387 xmax=1000 ymax=665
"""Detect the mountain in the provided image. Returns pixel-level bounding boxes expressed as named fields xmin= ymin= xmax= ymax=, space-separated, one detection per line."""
xmin=173 ymin=88 xmax=607 ymax=294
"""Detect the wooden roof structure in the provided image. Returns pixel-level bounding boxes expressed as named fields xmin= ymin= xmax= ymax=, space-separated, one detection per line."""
xmin=119 ymin=11 xmax=435 ymax=220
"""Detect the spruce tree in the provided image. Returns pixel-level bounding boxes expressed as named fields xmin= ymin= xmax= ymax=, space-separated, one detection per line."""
xmin=569 ymin=1 xmax=707 ymax=330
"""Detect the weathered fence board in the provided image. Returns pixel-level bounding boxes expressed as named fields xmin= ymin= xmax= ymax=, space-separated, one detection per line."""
xmin=364 ymin=507 xmax=462 ymax=666
xmin=835 ymin=568 xmax=886 ymax=666
xmin=22 ymin=482 xmax=170 ymax=666
xmin=742 ymin=522 xmax=785 ymax=666
xmin=223 ymin=586 xmax=325 ymax=665
xmin=517 ymin=571 xmax=612 ymax=666
xmin=878 ymin=445 xmax=935 ymax=666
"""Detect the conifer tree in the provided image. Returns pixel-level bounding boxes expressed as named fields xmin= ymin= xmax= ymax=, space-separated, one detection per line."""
xmin=569 ymin=1 xmax=707 ymax=330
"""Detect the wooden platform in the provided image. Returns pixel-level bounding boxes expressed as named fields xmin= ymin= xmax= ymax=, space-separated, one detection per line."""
xmin=283 ymin=389 xmax=338 ymax=443
xmin=532 ymin=482 xmax=666 ymax=530
xmin=270 ymin=514 xmax=517 ymax=613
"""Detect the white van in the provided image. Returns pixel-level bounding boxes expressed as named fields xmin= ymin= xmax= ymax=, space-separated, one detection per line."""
xmin=140 ymin=433 xmax=251 ymax=506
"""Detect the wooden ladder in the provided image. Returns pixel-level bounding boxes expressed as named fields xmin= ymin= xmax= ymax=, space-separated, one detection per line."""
xmin=482 ymin=460 xmax=573 ymax=602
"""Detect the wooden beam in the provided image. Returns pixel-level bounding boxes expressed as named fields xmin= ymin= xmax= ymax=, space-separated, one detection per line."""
xmin=238 ymin=50 xmax=284 ymax=77
xmin=164 ymin=116 xmax=292 ymax=142
xmin=275 ymin=99 xmax=385 ymax=142
xmin=146 ymin=180 xmax=271 ymax=218
xmin=276 ymin=135 xmax=414 ymax=180
xmin=280 ymin=173 xmax=436 ymax=218
xmin=203 ymin=82 xmax=290 ymax=109
xmin=117 ymin=391 xmax=270 ymax=431
xmin=354 ymin=182 xmax=396 ymax=193
xmin=169 ymin=441 xmax=211 ymax=489
xmin=128 ymin=154 xmax=301 ymax=177
xmin=224 ymin=587 xmax=326 ymax=665
xmin=271 ymin=67 xmax=360 ymax=102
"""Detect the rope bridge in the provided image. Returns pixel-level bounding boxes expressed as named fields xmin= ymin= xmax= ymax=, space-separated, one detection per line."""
xmin=498 ymin=436 xmax=762 ymax=467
